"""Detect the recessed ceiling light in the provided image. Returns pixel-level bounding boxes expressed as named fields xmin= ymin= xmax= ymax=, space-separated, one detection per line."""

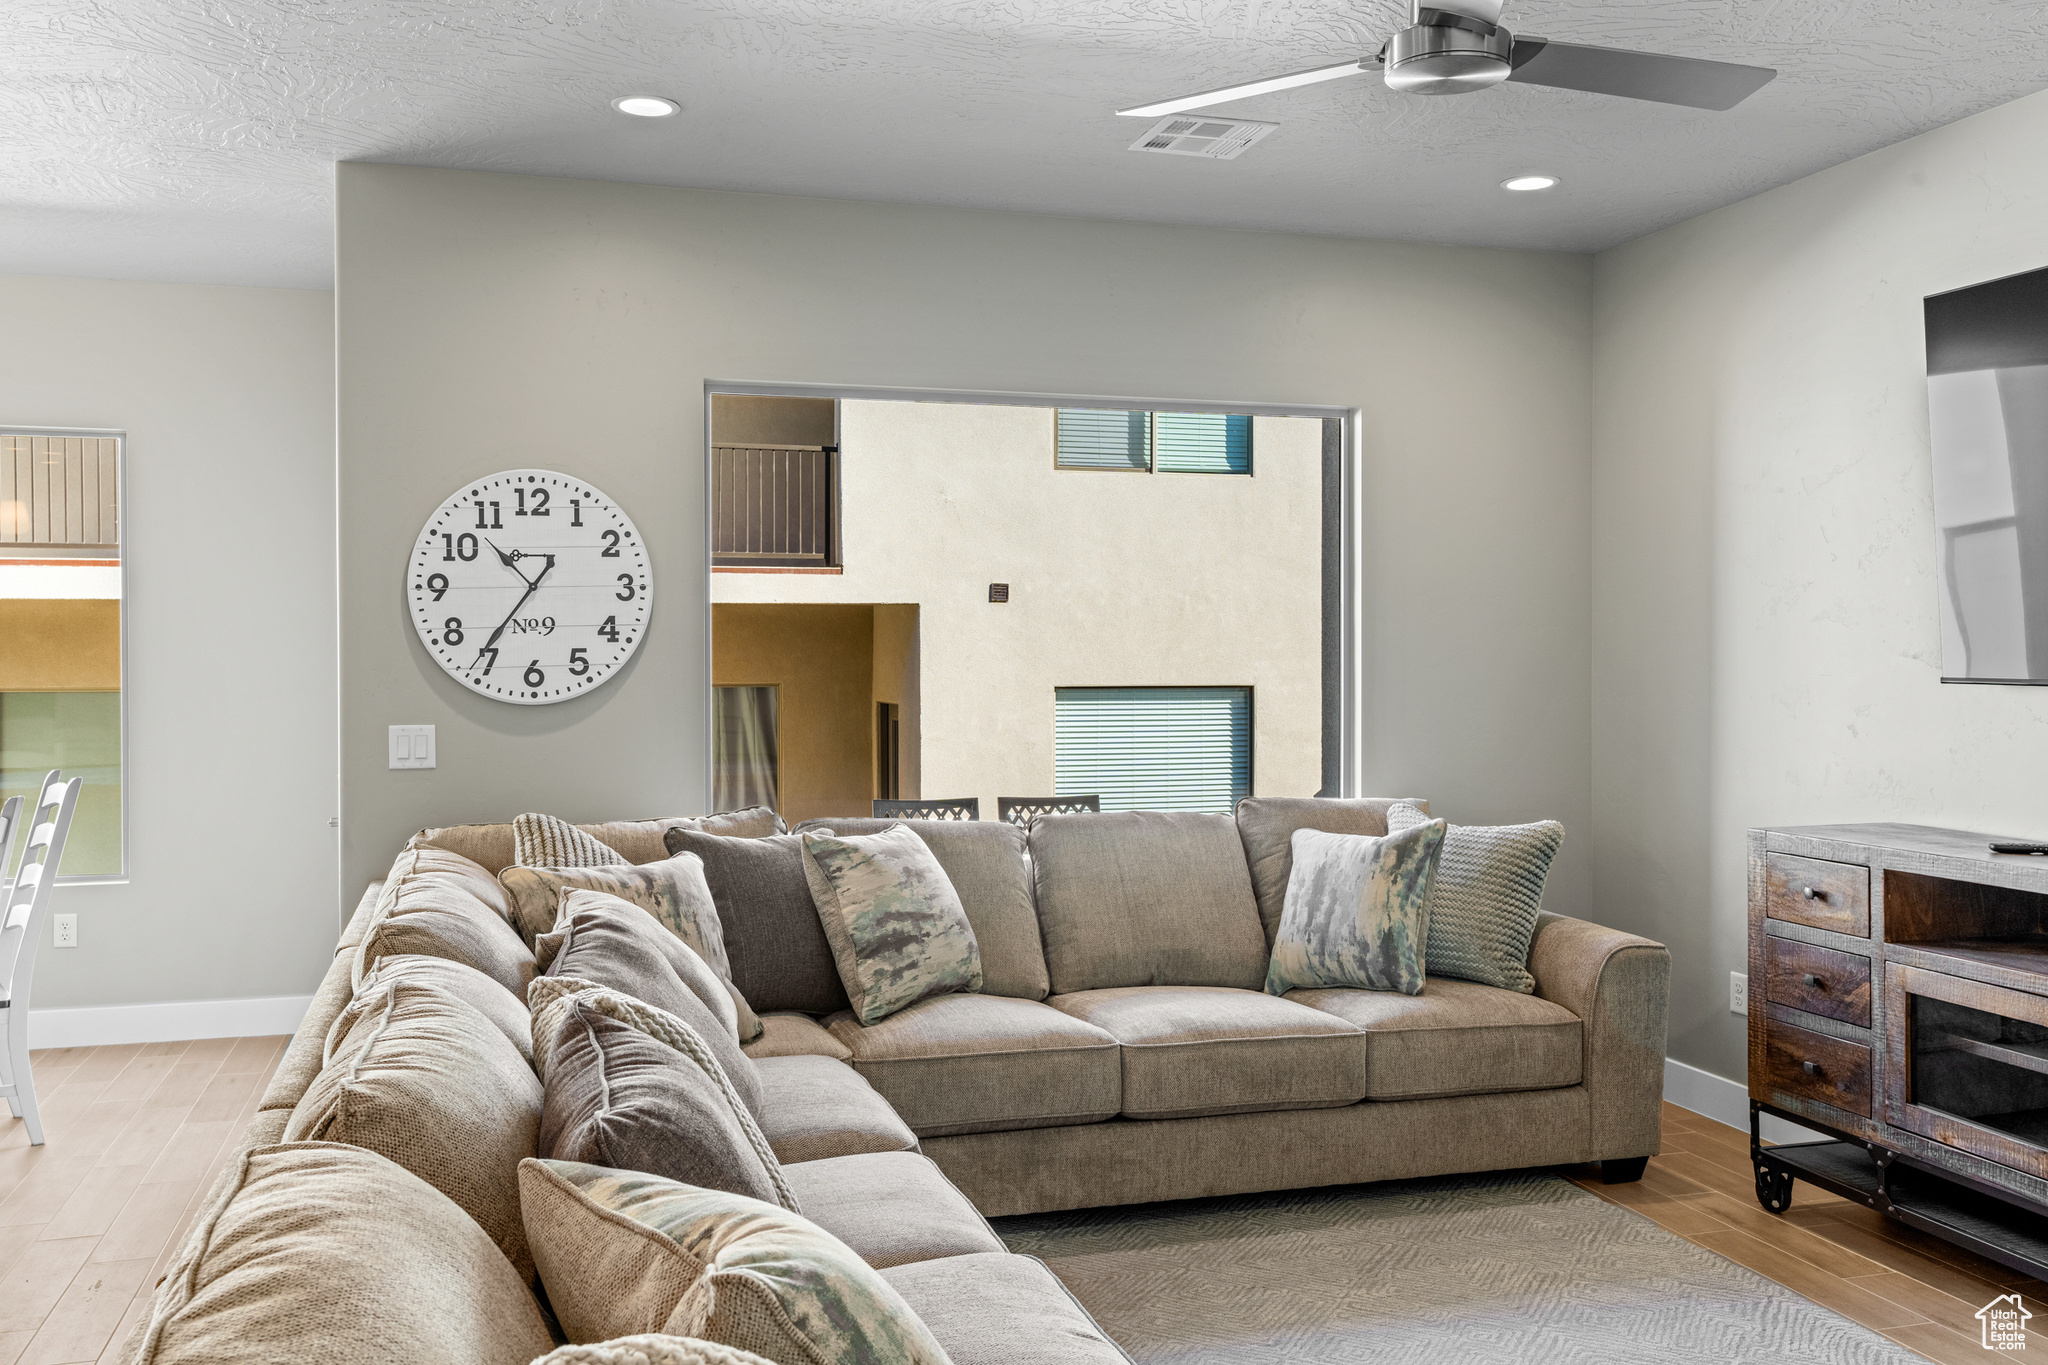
xmin=612 ymin=96 xmax=679 ymax=118
xmin=1501 ymin=174 xmax=1559 ymax=192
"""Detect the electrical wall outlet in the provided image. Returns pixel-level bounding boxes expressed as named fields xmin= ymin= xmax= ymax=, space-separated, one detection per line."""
xmin=1731 ymin=970 xmax=1748 ymax=1015
xmin=52 ymin=913 xmax=77 ymax=948
xmin=389 ymin=725 xmax=436 ymax=770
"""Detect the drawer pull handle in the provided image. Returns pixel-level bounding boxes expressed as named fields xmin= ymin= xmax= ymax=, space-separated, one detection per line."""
xmin=1802 ymin=1061 xmax=1822 ymax=1076
xmin=1803 ymin=973 xmax=1827 ymax=990
xmin=1802 ymin=886 xmax=1825 ymax=901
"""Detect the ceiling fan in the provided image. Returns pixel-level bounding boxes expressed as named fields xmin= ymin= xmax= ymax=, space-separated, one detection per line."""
xmin=1118 ymin=0 xmax=1777 ymax=119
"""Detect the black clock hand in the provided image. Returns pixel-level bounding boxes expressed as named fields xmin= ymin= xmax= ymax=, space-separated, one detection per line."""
xmin=473 ymin=553 xmax=558 ymax=666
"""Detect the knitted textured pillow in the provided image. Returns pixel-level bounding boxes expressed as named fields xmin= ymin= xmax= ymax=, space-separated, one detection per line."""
xmin=533 ymin=1338 xmax=776 ymax=1365
xmin=1385 ymin=801 xmax=1563 ymax=994
xmin=515 ymin=812 xmax=629 ymax=869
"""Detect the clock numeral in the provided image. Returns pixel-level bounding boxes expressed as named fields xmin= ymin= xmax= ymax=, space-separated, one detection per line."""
xmin=442 ymin=532 xmax=479 ymax=562
xmin=616 ymin=574 xmax=636 ymax=602
xmin=477 ymin=646 xmax=498 ymax=675
xmin=601 ymin=529 xmax=621 ymax=558
xmin=442 ymin=617 xmax=465 ymax=647
xmin=523 ymin=661 xmax=546 ymax=688
xmin=426 ymin=572 xmax=449 ymax=602
xmin=515 ymin=488 xmax=551 ymax=517
xmin=568 ymin=647 xmax=590 ymax=677
xmin=598 ymin=615 xmax=620 ymax=643
xmin=569 ymin=498 xmax=583 ymax=527
xmin=473 ymin=501 xmax=502 ymax=530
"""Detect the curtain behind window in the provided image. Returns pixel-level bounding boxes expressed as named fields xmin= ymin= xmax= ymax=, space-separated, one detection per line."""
xmin=713 ymin=685 xmax=779 ymax=813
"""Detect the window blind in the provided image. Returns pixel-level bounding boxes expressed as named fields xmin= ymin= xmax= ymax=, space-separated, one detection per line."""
xmin=1055 ymin=409 xmax=1151 ymax=470
xmin=1154 ymin=412 xmax=1252 ymax=474
xmin=1054 ymin=686 xmax=1252 ymax=814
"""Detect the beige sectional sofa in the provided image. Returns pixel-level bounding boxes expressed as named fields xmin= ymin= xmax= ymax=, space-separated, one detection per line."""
xmin=126 ymin=797 xmax=1668 ymax=1364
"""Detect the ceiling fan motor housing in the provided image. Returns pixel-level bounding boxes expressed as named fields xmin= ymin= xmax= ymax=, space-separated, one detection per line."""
xmin=1382 ymin=14 xmax=1514 ymax=95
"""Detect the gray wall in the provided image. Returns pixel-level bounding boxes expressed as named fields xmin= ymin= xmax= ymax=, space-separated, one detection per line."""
xmin=336 ymin=164 xmax=1595 ymax=906
xmin=1591 ymin=88 xmax=2048 ymax=1081
xmin=0 ymin=273 xmax=337 ymax=1009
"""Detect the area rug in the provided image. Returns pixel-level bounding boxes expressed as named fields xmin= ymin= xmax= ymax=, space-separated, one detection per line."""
xmin=994 ymin=1172 xmax=1925 ymax=1364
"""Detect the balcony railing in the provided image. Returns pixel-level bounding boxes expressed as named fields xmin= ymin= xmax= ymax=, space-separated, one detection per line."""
xmin=1 ymin=435 xmax=119 ymax=548
xmin=712 ymin=444 xmax=836 ymax=567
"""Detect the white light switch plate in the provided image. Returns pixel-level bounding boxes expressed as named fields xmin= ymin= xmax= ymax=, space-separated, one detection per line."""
xmin=389 ymin=725 xmax=436 ymax=770
xmin=52 ymin=913 xmax=77 ymax=948
xmin=1730 ymin=970 xmax=1748 ymax=1015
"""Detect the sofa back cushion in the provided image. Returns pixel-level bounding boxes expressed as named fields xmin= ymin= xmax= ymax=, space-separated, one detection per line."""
xmin=283 ymin=976 xmax=544 ymax=1278
xmin=539 ymin=997 xmax=787 ymax=1206
xmin=665 ymin=829 xmax=849 ymax=1016
xmin=127 ymin=1142 xmax=554 ymax=1365
xmin=541 ymin=888 xmax=765 ymax=1118
xmin=340 ymin=954 xmax=534 ymax=1066
xmin=354 ymin=846 xmax=536 ymax=998
xmin=1234 ymin=796 xmax=1430 ymax=946
xmin=796 ymin=818 xmax=1049 ymax=1000
xmin=1028 ymin=811 xmax=1268 ymax=993
xmin=415 ymin=808 xmax=785 ymax=875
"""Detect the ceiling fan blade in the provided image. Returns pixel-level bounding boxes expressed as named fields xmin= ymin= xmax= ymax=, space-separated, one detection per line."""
xmin=1507 ymin=38 xmax=1775 ymax=110
xmin=1118 ymin=60 xmax=1367 ymax=118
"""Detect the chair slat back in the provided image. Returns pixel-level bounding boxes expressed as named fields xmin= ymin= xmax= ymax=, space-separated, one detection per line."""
xmin=0 ymin=794 xmax=20 ymax=892
xmin=1 ymin=772 xmax=80 ymax=994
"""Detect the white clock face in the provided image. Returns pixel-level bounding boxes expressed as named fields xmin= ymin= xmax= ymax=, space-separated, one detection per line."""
xmin=408 ymin=469 xmax=651 ymax=705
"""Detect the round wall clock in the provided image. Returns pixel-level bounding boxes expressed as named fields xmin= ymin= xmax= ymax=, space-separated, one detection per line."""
xmin=408 ymin=469 xmax=651 ymax=704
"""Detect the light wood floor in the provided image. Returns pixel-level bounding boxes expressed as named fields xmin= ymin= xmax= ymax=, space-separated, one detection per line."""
xmin=1 ymin=1037 xmax=288 ymax=1365
xmin=1566 ymin=1102 xmax=2048 ymax=1363
xmin=2 ymin=1049 xmax=2040 ymax=1365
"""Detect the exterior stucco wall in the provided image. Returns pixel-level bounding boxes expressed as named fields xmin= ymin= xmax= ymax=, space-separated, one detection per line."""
xmin=712 ymin=400 xmax=1323 ymax=812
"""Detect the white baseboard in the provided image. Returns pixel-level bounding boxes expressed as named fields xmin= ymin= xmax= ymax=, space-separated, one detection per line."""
xmin=1664 ymin=1055 xmax=1827 ymax=1145
xmin=23 ymin=994 xmax=316 ymax=1050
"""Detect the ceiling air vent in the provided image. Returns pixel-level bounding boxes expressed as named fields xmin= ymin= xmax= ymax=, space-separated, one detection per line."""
xmin=1128 ymin=115 xmax=1277 ymax=160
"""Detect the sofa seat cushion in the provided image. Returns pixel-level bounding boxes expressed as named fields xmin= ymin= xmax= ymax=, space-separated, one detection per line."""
xmin=826 ymin=995 xmax=1120 ymax=1138
xmin=781 ymin=1152 xmax=1004 ymax=1269
xmin=1028 ymin=811 xmax=1268 ymax=994
xmin=1048 ymin=986 xmax=1367 ymax=1119
xmin=881 ymin=1252 xmax=1132 ymax=1365
xmin=1286 ymin=976 xmax=1583 ymax=1099
xmin=742 ymin=1012 xmax=852 ymax=1062
xmin=127 ymin=1142 xmax=554 ymax=1365
xmin=755 ymin=1055 xmax=919 ymax=1164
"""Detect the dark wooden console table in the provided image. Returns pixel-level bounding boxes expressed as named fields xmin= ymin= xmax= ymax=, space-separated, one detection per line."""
xmin=1748 ymin=823 xmax=2048 ymax=1279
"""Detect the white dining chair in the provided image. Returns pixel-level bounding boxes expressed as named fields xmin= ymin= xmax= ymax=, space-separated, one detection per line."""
xmin=0 ymin=794 xmax=21 ymax=904
xmin=0 ymin=770 xmax=81 ymax=1146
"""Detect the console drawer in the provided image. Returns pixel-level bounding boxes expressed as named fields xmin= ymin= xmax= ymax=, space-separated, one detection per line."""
xmin=1764 ymin=936 xmax=1872 ymax=1027
xmin=1764 ymin=1013 xmax=1872 ymax=1116
xmin=1766 ymin=853 xmax=1871 ymax=937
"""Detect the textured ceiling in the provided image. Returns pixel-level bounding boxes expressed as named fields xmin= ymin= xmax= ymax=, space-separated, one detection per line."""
xmin=4 ymin=0 xmax=2047 ymax=289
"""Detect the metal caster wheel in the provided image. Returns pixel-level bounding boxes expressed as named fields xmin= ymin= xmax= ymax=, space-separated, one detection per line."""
xmin=1754 ymin=1162 xmax=1793 ymax=1213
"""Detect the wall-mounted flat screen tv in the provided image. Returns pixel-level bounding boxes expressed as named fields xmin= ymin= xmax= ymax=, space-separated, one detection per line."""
xmin=1929 ymin=265 xmax=2048 ymax=682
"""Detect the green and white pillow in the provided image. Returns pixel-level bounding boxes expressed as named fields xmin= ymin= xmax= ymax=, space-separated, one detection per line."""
xmin=1386 ymin=801 xmax=1562 ymax=994
xmin=1265 ymin=820 xmax=1445 ymax=997
xmin=520 ymin=1159 xmax=950 ymax=1365
xmin=515 ymin=812 xmax=628 ymax=869
xmin=800 ymin=826 xmax=982 ymax=1025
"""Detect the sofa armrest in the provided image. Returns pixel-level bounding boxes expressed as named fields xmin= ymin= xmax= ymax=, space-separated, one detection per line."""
xmin=1530 ymin=911 xmax=1670 ymax=1163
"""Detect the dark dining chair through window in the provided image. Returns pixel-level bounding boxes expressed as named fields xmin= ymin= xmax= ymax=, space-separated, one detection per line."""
xmin=873 ymin=798 xmax=980 ymax=821
xmin=998 ymin=795 xmax=1101 ymax=830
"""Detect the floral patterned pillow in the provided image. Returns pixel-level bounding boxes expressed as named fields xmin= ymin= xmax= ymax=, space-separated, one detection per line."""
xmin=520 ymin=1160 xmax=950 ymax=1365
xmin=1264 ymin=820 xmax=1446 ymax=997
xmin=798 ymin=826 xmax=982 ymax=1025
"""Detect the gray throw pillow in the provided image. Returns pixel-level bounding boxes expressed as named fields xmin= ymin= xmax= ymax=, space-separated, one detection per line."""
xmin=541 ymin=888 xmax=765 ymax=1120
xmin=665 ymin=829 xmax=846 ymax=1017
xmin=1386 ymin=801 xmax=1563 ymax=994
xmin=1265 ymin=821 xmax=1445 ymax=997
xmin=799 ymin=826 xmax=983 ymax=1025
xmin=539 ymin=999 xmax=785 ymax=1207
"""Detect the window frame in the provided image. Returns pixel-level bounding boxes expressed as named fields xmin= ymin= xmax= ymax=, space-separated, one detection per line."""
xmin=1052 ymin=408 xmax=1255 ymax=476
xmin=1052 ymin=684 xmax=1255 ymax=814
xmin=0 ymin=424 xmax=128 ymax=884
